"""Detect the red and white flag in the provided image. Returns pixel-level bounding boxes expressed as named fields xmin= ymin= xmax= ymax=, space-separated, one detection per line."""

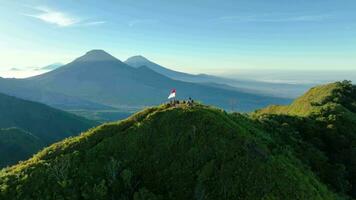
xmin=168 ymin=89 xmax=176 ymax=99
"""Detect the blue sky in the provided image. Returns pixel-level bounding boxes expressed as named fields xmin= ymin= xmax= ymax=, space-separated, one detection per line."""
xmin=0 ymin=0 xmax=355 ymax=76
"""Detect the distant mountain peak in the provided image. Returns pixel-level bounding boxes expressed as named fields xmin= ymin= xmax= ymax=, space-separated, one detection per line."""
xmin=86 ymin=49 xmax=109 ymax=55
xmin=125 ymin=55 xmax=151 ymax=66
xmin=74 ymin=49 xmax=119 ymax=62
xmin=124 ymin=55 xmax=197 ymax=80
xmin=127 ymin=55 xmax=148 ymax=60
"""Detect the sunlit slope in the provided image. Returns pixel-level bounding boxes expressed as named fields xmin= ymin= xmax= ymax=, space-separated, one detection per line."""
xmin=255 ymin=81 xmax=356 ymax=117
xmin=253 ymin=80 xmax=356 ymax=198
xmin=0 ymin=104 xmax=337 ymax=200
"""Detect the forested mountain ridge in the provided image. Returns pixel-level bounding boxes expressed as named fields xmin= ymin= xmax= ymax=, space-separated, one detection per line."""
xmin=0 ymin=104 xmax=339 ymax=199
xmin=1 ymin=81 xmax=355 ymax=199
xmin=0 ymin=128 xmax=43 ymax=168
xmin=0 ymin=92 xmax=98 ymax=168
xmin=253 ymin=80 xmax=356 ymax=198
xmin=254 ymin=80 xmax=356 ymax=116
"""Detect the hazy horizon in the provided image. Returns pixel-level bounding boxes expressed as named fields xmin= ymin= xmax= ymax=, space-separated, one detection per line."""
xmin=1 ymin=50 xmax=355 ymax=85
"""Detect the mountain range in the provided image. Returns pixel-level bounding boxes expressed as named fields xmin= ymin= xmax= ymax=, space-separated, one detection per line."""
xmin=1 ymin=81 xmax=355 ymax=199
xmin=125 ymin=55 xmax=312 ymax=98
xmin=125 ymin=55 xmax=202 ymax=82
xmin=0 ymin=50 xmax=291 ymax=118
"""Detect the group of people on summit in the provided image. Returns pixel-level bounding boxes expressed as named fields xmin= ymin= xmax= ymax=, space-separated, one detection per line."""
xmin=168 ymin=97 xmax=194 ymax=107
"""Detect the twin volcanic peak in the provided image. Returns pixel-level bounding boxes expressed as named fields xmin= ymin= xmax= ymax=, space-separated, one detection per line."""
xmin=12 ymin=49 xmax=290 ymax=112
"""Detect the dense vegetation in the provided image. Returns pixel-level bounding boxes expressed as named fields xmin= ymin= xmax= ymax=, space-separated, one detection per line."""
xmin=0 ymin=93 xmax=98 ymax=168
xmin=0 ymin=81 xmax=355 ymax=199
xmin=254 ymin=80 xmax=356 ymax=198
xmin=0 ymin=103 xmax=338 ymax=200
xmin=0 ymin=128 xmax=43 ymax=167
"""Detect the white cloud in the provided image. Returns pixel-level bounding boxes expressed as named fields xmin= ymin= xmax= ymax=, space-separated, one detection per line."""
xmin=82 ymin=21 xmax=106 ymax=26
xmin=10 ymin=67 xmax=21 ymax=71
xmin=24 ymin=6 xmax=105 ymax=27
xmin=25 ymin=6 xmax=79 ymax=27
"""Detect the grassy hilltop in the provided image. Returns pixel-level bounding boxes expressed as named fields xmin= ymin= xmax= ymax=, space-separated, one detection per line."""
xmin=254 ymin=80 xmax=356 ymax=117
xmin=1 ymin=81 xmax=356 ymax=199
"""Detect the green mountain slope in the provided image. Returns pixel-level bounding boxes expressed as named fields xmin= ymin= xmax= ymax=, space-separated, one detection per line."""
xmin=0 ymin=93 xmax=98 ymax=144
xmin=253 ymin=80 xmax=356 ymax=198
xmin=0 ymin=104 xmax=338 ymax=200
xmin=0 ymin=128 xmax=43 ymax=167
xmin=2 ymin=81 xmax=355 ymax=199
xmin=0 ymin=93 xmax=98 ymax=168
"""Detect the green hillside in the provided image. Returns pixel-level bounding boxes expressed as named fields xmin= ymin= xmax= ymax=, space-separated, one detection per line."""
xmin=0 ymin=128 xmax=43 ymax=167
xmin=0 ymin=104 xmax=338 ymax=200
xmin=1 ymin=81 xmax=356 ymax=199
xmin=254 ymin=81 xmax=356 ymax=117
xmin=253 ymin=80 xmax=356 ymax=198
xmin=0 ymin=93 xmax=98 ymax=144
xmin=0 ymin=93 xmax=98 ymax=168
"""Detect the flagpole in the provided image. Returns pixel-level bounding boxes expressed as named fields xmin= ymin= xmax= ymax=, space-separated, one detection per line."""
xmin=167 ymin=89 xmax=176 ymax=106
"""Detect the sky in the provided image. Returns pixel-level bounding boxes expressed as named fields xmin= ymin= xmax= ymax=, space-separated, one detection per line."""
xmin=0 ymin=0 xmax=356 ymax=78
